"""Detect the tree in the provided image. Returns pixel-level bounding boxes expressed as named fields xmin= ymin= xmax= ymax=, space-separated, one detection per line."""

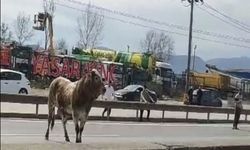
xmin=76 ymin=3 xmax=104 ymax=50
xmin=13 ymin=12 xmax=33 ymax=45
xmin=1 ymin=23 xmax=13 ymax=43
xmin=141 ymin=30 xmax=174 ymax=62
xmin=57 ymin=38 xmax=68 ymax=55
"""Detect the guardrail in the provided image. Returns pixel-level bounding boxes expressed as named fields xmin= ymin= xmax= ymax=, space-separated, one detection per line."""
xmin=1 ymin=94 xmax=250 ymax=123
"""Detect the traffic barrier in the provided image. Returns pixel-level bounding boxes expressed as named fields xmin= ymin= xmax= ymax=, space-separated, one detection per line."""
xmin=1 ymin=94 xmax=250 ymax=123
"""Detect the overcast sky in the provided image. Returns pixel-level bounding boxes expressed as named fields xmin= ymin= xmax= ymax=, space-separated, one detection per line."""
xmin=1 ymin=0 xmax=250 ymax=60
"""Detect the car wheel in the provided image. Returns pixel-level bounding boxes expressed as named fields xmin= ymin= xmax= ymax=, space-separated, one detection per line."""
xmin=19 ymin=89 xmax=28 ymax=94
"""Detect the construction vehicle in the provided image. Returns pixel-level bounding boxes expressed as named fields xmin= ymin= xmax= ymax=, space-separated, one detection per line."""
xmin=189 ymin=64 xmax=250 ymax=100
xmin=189 ymin=71 xmax=230 ymax=91
xmin=33 ymin=12 xmax=54 ymax=55
xmin=206 ymin=64 xmax=250 ymax=98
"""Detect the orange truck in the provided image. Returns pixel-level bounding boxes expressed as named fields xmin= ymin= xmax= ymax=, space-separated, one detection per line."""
xmin=190 ymin=72 xmax=230 ymax=91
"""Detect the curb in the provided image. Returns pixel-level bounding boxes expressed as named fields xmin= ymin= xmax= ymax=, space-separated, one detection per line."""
xmin=2 ymin=112 xmax=250 ymax=123
xmin=171 ymin=145 xmax=250 ymax=150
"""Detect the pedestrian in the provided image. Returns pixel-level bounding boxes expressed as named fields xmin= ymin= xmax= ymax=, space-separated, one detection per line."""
xmin=188 ymin=86 xmax=194 ymax=104
xmin=233 ymin=89 xmax=243 ymax=130
xmin=102 ymin=81 xmax=114 ymax=119
xmin=100 ymin=78 xmax=106 ymax=101
xmin=196 ymin=86 xmax=203 ymax=105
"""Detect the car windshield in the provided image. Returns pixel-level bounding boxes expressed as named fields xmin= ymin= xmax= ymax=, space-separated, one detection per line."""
xmin=124 ymin=85 xmax=140 ymax=91
xmin=161 ymin=68 xmax=173 ymax=78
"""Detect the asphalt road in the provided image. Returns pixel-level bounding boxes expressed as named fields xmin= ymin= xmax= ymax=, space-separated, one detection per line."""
xmin=1 ymin=118 xmax=250 ymax=149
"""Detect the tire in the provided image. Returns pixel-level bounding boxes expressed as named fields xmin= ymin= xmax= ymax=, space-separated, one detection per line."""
xmin=19 ymin=88 xmax=28 ymax=94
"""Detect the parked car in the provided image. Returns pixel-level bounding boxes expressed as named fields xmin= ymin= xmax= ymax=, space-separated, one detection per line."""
xmin=0 ymin=69 xmax=31 ymax=94
xmin=192 ymin=88 xmax=222 ymax=107
xmin=114 ymin=85 xmax=144 ymax=101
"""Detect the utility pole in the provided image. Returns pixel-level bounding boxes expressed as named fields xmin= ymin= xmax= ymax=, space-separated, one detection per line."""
xmin=127 ymin=45 xmax=130 ymax=53
xmin=192 ymin=45 xmax=197 ymax=71
xmin=184 ymin=0 xmax=203 ymax=93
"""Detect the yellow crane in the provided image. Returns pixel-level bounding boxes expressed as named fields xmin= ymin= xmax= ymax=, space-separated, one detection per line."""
xmin=33 ymin=12 xmax=55 ymax=55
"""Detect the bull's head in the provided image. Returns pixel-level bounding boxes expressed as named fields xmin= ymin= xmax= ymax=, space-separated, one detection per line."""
xmin=84 ymin=69 xmax=104 ymax=98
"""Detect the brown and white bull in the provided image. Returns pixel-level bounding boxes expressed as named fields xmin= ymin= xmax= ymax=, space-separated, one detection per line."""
xmin=45 ymin=69 xmax=104 ymax=143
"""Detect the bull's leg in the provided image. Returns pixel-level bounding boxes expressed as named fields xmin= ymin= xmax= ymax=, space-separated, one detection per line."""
xmin=60 ymin=110 xmax=70 ymax=142
xmin=78 ymin=112 xmax=88 ymax=143
xmin=62 ymin=117 xmax=70 ymax=142
xmin=78 ymin=120 xmax=86 ymax=143
xmin=73 ymin=111 xmax=80 ymax=143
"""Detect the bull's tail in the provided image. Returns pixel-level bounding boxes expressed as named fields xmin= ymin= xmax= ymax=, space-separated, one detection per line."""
xmin=45 ymin=80 xmax=58 ymax=140
xmin=48 ymin=80 xmax=58 ymax=130
xmin=45 ymin=95 xmax=55 ymax=140
xmin=48 ymin=101 xmax=55 ymax=130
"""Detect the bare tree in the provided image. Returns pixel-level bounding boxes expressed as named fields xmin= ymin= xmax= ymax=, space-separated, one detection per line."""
xmin=76 ymin=3 xmax=104 ymax=50
xmin=57 ymin=38 xmax=68 ymax=54
xmin=13 ymin=12 xmax=33 ymax=45
xmin=1 ymin=22 xmax=13 ymax=43
xmin=141 ymin=30 xmax=174 ymax=62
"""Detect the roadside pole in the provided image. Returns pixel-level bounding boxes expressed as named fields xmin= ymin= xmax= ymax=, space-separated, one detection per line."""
xmin=184 ymin=0 xmax=203 ymax=92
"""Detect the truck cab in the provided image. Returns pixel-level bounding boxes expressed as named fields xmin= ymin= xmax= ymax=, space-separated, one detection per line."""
xmin=154 ymin=61 xmax=176 ymax=95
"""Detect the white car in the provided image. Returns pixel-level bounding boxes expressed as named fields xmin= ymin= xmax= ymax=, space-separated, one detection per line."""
xmin=0 ymin=69 xmax=31 ymax=94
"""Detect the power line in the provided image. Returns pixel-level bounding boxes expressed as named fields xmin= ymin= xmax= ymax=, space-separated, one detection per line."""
xmin=197 ymin=5 xmax=250 ymax=33
xmin=54 ymin=2 xmax=250 ymax=49
xmin=58 ymin=0 xmax=250 ymax=44
xmin=204 ymin=2 xmax=250 ymax=30
xmin=204 ymin=3 xmax=250 ymax=30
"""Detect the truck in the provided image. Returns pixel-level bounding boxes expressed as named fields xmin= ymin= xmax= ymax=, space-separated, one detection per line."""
xmin=151 ymin=61 xmax=176 ymax=97
xmin=189 ymin=72 xmax=230 ymax=91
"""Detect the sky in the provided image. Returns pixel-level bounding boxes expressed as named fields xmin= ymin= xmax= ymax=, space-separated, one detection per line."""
xmin=1 ymin=0 xmax=250 ymax=61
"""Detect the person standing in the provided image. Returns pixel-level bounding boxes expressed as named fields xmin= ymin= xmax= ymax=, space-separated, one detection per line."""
xmin=188 ymin=86 xmax=194 ymax=104
xmin=233 ymin=90 xmax=243 ymax=130
xmin=196 ymin=86 xmax=203 ymax=105
xmin=100 ymin=78 xmax=106 ymax=100
xmin=102 ymin=81 xmax=114 ymax=119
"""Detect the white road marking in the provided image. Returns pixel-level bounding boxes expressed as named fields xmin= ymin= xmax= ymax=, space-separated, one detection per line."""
xmin=2 ymin=118 xmax=250 ymax=128
xmin=1 ymin=133 xmax=120 ymax=137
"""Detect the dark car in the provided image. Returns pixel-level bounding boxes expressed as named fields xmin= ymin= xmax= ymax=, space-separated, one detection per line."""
xmin=114 ymin=85 xmax=144 ymax=101
xmin=192 ymin=88 xmax=222 ymax=107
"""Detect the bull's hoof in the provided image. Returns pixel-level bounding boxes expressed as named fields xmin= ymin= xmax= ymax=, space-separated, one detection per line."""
xmin=76 ymin=139 xmax=81 ymax=143
xmin=45 ymin=133 xmax=49 ymax=140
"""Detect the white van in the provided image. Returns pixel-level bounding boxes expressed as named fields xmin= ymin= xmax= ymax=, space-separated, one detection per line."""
xmin=0 ymin=69 xmax=31 ymax=94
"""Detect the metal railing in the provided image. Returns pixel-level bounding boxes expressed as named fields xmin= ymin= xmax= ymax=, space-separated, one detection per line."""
xmin=1 ymin=94 xmax=250 ymax=123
